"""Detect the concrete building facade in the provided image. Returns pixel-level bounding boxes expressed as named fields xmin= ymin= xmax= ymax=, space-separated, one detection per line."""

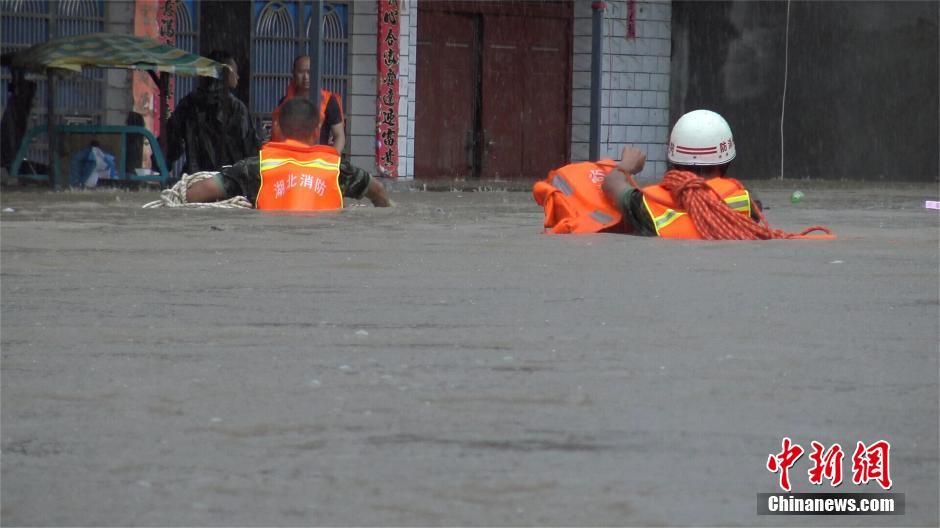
xmin=4 ymin=1 xmax=936 ymax=183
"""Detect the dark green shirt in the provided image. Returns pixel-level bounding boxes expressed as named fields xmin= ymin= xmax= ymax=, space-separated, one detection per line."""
xmin=618 ymin=189 xmax=657 ymax=236
xmin=220 ymin=155 xmax=371 ymax=207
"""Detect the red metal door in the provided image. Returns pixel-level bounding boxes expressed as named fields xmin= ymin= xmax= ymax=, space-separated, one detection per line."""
xmin=520 ymin=17 xmax=570 ymax=180
xmin=480 ymin=15 xmax=570 ymax=181
xmin=480 ymin=15 xmax=524 ymax=180
xmin=414 ymin=11 xmax=478 ymax=180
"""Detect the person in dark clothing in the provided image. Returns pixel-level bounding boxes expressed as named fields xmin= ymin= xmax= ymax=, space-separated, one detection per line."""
xmin=164 ymin=50 xmax=260 ymax=175
xmin=1 ymin=68 xmax=38 ymax=173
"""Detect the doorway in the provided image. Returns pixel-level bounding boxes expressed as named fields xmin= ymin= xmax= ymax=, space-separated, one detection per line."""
xmin=415 ymin=1 xmax=572 ymax=181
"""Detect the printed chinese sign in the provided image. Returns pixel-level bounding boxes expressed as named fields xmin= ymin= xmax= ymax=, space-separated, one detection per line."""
xmin=626 ymin=0 xmax=636 ymax=39
xmin=376 ymin=0 xmax=400 ymax=178
xmin=767 ymin=437 xmax=893 ymax=492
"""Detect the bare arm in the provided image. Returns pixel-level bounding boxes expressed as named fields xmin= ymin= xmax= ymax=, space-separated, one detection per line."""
xmin=602 ymin=146 xmax=646 ymax=208
xmin=364 ymin=176 xmax=391 ymax=207
xmin=330 ymin=122 xmax=345 ymax=153
xmin=185 ymin=176 xmax=225 ymax=203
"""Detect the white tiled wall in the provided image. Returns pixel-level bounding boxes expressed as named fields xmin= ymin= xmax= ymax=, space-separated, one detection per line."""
xmin=572 ymin=0 xmax=671 ymax=180
xmin=348 ymin=0 xmax=417 ymax=179
xmin=105 ymin=0 xmax=134 ymax=125
xmin=397 ymin=0 xmax=417 ymax=180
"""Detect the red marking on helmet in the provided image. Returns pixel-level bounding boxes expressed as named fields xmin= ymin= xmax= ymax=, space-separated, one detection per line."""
xmin=676 ymin=146 xmax=718 ymax=154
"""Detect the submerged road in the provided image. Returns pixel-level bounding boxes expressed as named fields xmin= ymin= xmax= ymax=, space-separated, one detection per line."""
xmin=2 ymin=181 xmax=938 ymax=526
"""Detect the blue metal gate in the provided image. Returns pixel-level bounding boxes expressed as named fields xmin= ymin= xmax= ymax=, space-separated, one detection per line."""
xmin=250 ymin=0 xmax=349 ymax=139
xmin=172 ymin=0 xmax=199 ymax=107
xmin=1 ymin=0 xmax=105 ymax=164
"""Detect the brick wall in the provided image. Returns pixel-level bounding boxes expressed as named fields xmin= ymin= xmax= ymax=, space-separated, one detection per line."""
xmin=347 ymin=0 xmax=417 ymax=179
xmin=571 ymin=0 xmax=671 ymax=180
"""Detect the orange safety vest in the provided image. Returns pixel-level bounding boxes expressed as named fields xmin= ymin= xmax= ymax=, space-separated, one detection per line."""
xmin=255 ymin=140 xmax=343 ymax=211
xmin=532 ymin=160 xmax=623 ymax=234
xmin=640 ymin=177 xmax=752 ymax=239
xmin=271 ymin=84 xmax=340 ymax=142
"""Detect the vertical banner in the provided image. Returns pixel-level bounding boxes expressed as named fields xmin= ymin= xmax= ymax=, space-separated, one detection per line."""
xmin=626 ymin=0 xmax=637 ymax=39
xmin=133 ymin=0 xmax=176 ymax=167
xmin=376 ymin=0 xmax=401 ymax=178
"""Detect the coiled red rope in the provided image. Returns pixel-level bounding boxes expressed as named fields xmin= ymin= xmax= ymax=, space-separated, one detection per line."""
xmin=633 ymin=170 xmax=834 ymax=240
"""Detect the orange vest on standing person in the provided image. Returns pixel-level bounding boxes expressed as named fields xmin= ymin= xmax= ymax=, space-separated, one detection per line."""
xmin=640 ymin=177 xmax=752 ymax=239
xmin=271 ymin=82 xmax=340 ymax=142
xmin=532 ymin=160 xmax=624 ymax=234
xmin=256 ymin=139 xmax=343 ymax=211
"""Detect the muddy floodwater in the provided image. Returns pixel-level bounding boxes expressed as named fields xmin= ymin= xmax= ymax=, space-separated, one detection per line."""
xmin=2 ymin=182 xmax=938 ymax=526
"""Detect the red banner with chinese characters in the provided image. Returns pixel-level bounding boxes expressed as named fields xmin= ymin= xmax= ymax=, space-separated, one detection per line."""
xmin=133 ymin=0 xmax=176 ymax=168
xmin=626 ymin=0 xmax=636 ymax=39
xmin=376 ymin=0 xmax=400 ymax=178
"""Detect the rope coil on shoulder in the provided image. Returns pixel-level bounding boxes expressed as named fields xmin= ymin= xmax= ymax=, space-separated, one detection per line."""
xmin=142 ymin=171 xmax=252 ymax=209
xmin=627 ymin=169 xmax=834 ymax=240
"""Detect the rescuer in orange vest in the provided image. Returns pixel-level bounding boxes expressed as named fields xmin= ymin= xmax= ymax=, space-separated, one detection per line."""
xmin=534 ymin=109 xmax=831 ymax=239
xmin=271 ymin=55 xmax=345 ymax=151
xmin=600 ymin=109 xmax=762 ymax=238
xmin=185 ymin=97 xmax=390 ymax=209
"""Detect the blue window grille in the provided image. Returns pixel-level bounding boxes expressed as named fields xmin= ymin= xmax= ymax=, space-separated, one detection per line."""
xmin=307 ymin=2 xmax=348 ymax=107
xmin=173 ymin=0 xmax=199 ymax=107
xmin=170 ymin=0 xmax=198 ymax=179
xmin=250 ymin=0 xmax=349 ymax=137
xmin=1 ymin=0 xmax=104 ymax=165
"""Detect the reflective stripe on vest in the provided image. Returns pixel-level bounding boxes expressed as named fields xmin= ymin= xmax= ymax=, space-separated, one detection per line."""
xmin=590 ymin=209 xmax=616 ymax=224
xmin=648 ymin=191 xmax=751 ymax=232
xmin=641 ymin=179 xmax=752 ymax=239
xmin=256 ymin=141 xmax=343 ymax=211
xmin=652 ymin=207 xmax=684 ymax=231
xmin=549 ymin=172 xmax=617 ymax=226
xmin=259 ymin=158 xmax=340 ymax=172
xmin=551 ymin=173 xmax=574 ymax=196
xmin=724 ymin=193 xmax=751 ymax=213
xmin=532 ymin=160 xmax=623 ymax=234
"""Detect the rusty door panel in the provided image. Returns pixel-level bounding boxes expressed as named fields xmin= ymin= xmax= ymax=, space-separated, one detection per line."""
xmin=414 ymin=11 xmax=478 ymax=180
xmin=480 ymin=15 xmax=525 ymax=180
xmin=480 ymin=15 xmax=570 ymax=180
xmin=416 ymin=2 xmax=571 ymax=181
xmin=521 ymin=16 xmax=570 ymax=180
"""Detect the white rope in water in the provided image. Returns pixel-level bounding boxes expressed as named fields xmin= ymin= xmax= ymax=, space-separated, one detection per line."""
xmin=142 ymin=171 xmax=252 ymax=209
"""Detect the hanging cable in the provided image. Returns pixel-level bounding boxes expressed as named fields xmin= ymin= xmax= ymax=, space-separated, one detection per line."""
xmin=779 ymin=0 xmax=792 ymax=180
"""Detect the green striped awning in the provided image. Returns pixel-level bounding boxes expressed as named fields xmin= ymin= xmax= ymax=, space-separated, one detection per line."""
xmin=12 ymin=32 xmax=223 ymax=77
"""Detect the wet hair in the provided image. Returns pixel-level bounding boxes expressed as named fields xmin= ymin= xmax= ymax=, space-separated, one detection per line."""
xmin=200 ymin=49 xmax=235 ymax=93
xmin=293 ymin=55 xmax=310 ymax=72
xmin=279 ymin=97 xmax=319 ymax=140
xmin=208 ymin=49 xmax=234 ymax=66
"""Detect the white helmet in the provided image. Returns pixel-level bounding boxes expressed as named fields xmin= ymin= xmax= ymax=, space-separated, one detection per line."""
xmin=667 ymin=109 xmax=736 ymax=166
